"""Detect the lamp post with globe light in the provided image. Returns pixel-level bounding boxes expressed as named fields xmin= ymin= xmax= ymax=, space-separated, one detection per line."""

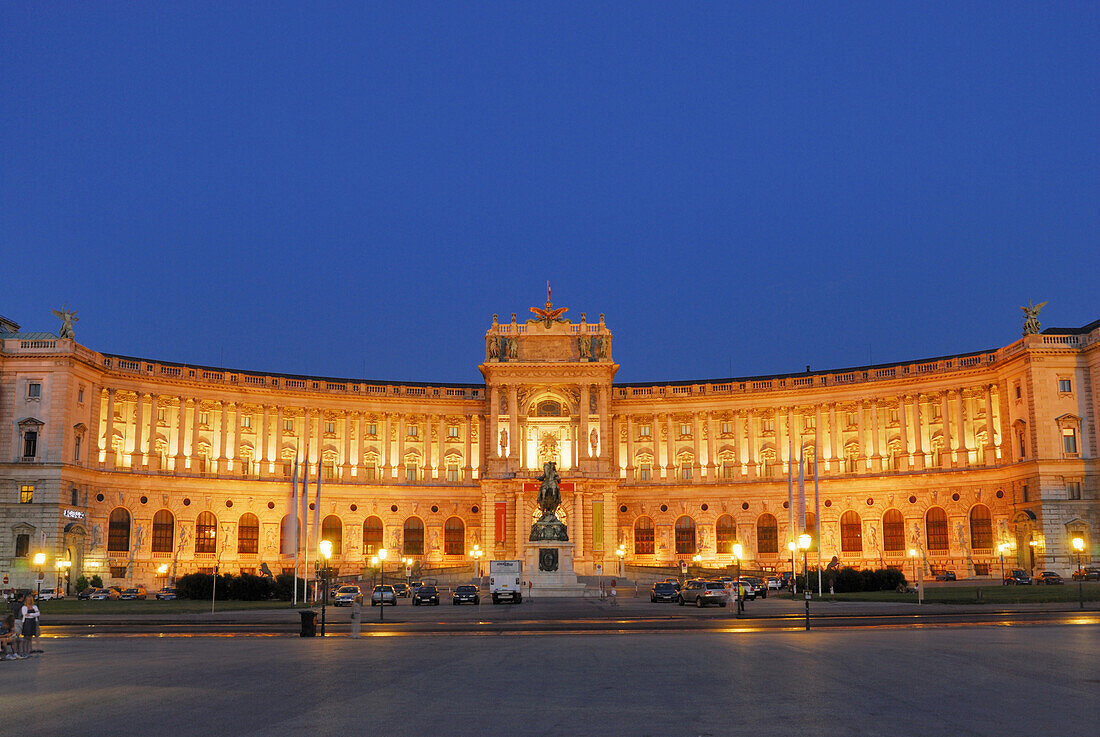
xmin=470 ymin=544 xmax=483 ymax=582
xmin=33 ymin=553 xmax=45 ymax=596
xmin=376 ymin=548 xmax=388 ymax=622
xmin=1072 ymin=537 xmax=1085 ymax=609
xmin=616 ymin=545 xmax=625 ymax=578
xmin=732 ymin=543 xmax=744 ymax=616
xmin=798 ymin=533 xmax=811 ymax=630
xmin=318 ymin=540 xmax=332 ymax=636
xmin=788 ymin=541 xmax=797 ymax=596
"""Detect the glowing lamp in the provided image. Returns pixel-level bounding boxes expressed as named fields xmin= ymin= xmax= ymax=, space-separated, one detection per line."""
xmin=798 ymin=533 xmax=811 ymax=550
xmin=1071 ymin=537 xmax=1085 ymax=552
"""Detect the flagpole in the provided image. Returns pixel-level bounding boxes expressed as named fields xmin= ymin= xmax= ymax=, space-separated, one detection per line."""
xmin=291 ymin=452 xmax=299 ymax=606
xmin=313 ymin=452 xmax=322 ymax=586
xmin=815 ymin=424 xmax=822 ymax=597
xmin=787 ymin=454 xmax=794 ymax=590
xmin=302 ymin=449 xmax=310 ymax=602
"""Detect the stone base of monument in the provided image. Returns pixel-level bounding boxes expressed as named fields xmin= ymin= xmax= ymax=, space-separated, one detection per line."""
xmin=524 ymin=541 xmax=587 ymax=597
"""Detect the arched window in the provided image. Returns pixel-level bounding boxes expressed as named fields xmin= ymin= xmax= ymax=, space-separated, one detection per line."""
xmin=674 ymin=516 xmax=696 ymax=554
xmin=444 ymin=517 xmax=464 ymax=556
xmin=757 ymin=514 xmax=778 ymax=554
xmin=883 ymin=509 xmax=904 ymax=553
xmin=238 ymin=513 xmax=259 ymax=555
xmin=280 ymin=515 xmax=301 ymax=555
xmin=362 ymin=516 xmax=383 ymax=556
xmin=107 ymin=508 xmax=131 ymax=552
xmin=715 ymin=515 xmax=736 ymax=554
xmin=195 ymin=511 xmax=217 ymax=554
xmin=403 ymin=517 xmax=424 ymax=556
xmin=321 ymin=515 xmax=342 ymax=556
xmin=970 ymin=505 xmax=993 ymax=550
xmin=634 ymin=516 xmax=654 ymax=555
xmin=841 ymin=511 xmax=863 ymax=553
xmin=926 ymin=507 xmax=948 ymax=552
xmin=151 ymin=509 xmax=174 ymax=553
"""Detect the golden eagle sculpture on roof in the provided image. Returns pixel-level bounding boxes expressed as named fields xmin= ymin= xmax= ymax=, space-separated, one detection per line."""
xmin=530 ymin=282 xmax=568 ymax=327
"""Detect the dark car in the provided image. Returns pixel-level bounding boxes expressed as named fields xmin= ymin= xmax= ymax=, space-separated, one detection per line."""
xmin=741 ymin=576 xmax=767 ymax=599
xmin=650 ymin=581 xmax=679 ymax=602
xmin=1071 ymin=567 xmax=1100 ymax=581
xmin=452 ymin=585 xmax=480 ymax=605
xmin=412 ymin=585 xmax=439 ymax=606
xmin=935 ymin=571 xmax=957 ymax=582
xmin=1036 ymin=571 xmax=1064 ymax=585
xmin=77 ymin=587 xmax=96 ymax=601
xmin=660 ymin=577 xmax=682 ymax=592
xmin=155 ymin=587 xmax=177 ymax=600
xmin=392 ymin=582 xmax=410 ymax=598
xmin=1003 ymin=569 xmax=1032 ymax=585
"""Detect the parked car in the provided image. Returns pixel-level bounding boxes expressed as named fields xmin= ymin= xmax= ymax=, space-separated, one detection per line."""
xmin=90 ymin=588 xmax=119 ymax=600
xmin=333 ymin=585 xmax=361 ymax=606
xmin=1003 ymin=569 xmax=1032 ymax=585
xmin=741 ymin=576 xmax=767 ymax=599
xmin=1036 ymin=571 xmax=1064 ymax=585
xmin=412 ymin=585 xmax=440 ymax=606
xmin=155 ymin=587 xmax=177 ymax=600
xmin=650 ymin=581 xmax=679 ymax=602
xmin=108 ymin=586 xmax=125 ymax=598
xmin=935 ymin=571 xmax=957 ymax=582
xmin=37 ymin=588 xmax=64 ymax=601
xmin=392 ymin=582 xmax=410 ymax=598
xmin=736 ymin=579 xmax=757 ymax=601
xmin=678 ymin=580 xmax=728 ymax=607
xmin=1071 ymin=567 xmax=1100 ymax=581
xmin=370 ymin=584 xmax=396 ymax=606
xmin=77 ymin=587 xmax=96 ymax=600
xmin=660 ymin=577 xmax=682 ymax=592
xmin=409 ymin=580 xmax=424 ymax=593
xmin=767 ymin=577 xmax=782 ymax=590
xmin=120 ymin=586 xmax=147 ymax=600
xmin=452 ymin=585 xmax=480 ymax=605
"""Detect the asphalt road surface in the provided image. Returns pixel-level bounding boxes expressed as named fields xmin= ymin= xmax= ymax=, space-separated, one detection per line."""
xmin=10 ymin=621 xmax=1100 ymax=737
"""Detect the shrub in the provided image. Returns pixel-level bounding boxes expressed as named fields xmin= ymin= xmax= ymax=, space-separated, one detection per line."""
xmin=227 ymin=573 xmax=274 ymax=601
xmin=89 ymin=574 xmax=103 ymax=589
xmin=74 ymin=575 xmax=90 ymax=593
xmin=831 ymin=566 xmax=908 ymax=592
xmin=273 ymin=573 xmax=306 ymax=601
xmin=175 ymin=573 xmax=232 ymax=600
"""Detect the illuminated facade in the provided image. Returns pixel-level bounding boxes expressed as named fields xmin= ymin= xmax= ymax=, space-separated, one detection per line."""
xmin=1 ymin=306 xmax=1097 ymax=590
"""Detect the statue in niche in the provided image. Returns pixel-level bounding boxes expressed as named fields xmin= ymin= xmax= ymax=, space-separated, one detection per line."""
xmin=499 ymin=428 xmax=509 ymax=458
xmin=488 ymin=335 xmax=501 ymax=359
xmin=134 ymin=523 xmax=146 ymax=551
xmin=597 ymin=335 xmax=609 ymax=359
xmin=265 ymin=527 xmax=277 ymax=553
xmin=222 ymin=525 xmax=232 ymax=551
xmin=530 ymin=462 xmax=568 ymax=541
xmin=1021 ymin=299 xmax=1047 ymax=336
xmin=910 ymin=522 xmax=922 ymax=548
xmin=177 ymin=523 xmax=191 ymax=554
xmin=90 ymin=524 xmax=103 ymax=552
xmin=507 ymin=337 xmax=518 ymax=360
xmin=53 ymin=304 xmax=79 ymax=339
xmin=955 ymin=521 xmax=968 ymax=551
xmin=578 ymin=335 xmax=590 ymax=359
xmin=430 ymin=530 xmax=440 ymax=552
xmin=589 ymin=428 xmax=599 ymax=457
xmin=868 ymin=523 xmax=879 ymax=558
xmin=823 ymin=524 xmax=836 ymax=554
xmin=390 ymin=528 xmax=401 ymax=551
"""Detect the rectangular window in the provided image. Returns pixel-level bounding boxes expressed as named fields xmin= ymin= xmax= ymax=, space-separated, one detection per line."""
xmin=20 ymin=485 xmax=33 ymax=503
xmin=1059 ymin=379 xmax=1072 ymax=393
xmin=110 ymin=566 xmax=128 ymax=579
xmin=363 ymin=465 xmax=376 ymax=481
xmin=447 ymin=466 xmax=459 ymax=483
xmin=680 ymin=423 xmax=692 ymax=436
xmin=846 ymin=413 xmax=856 ymax=426
xmin=22 ymin=432 xmax=37 ymax=459
xmin=407 ymin=425 xmax=418 ymax=437
xmin=639 ymin=464 xmax=651 ymax=481
xmin=974 ymin=562 xmax=990 ymax=576
xmin=494 ymin=501 xmax=507 ymax=543
xmin=78 ymin=388 xmax=85 ymax=403
xmin=1015 ymin=383 xmax=1021 ymax=399
xmin=721 ymin=463 xmax=735 ymax=479
xmin=763 ymin=419 xmax=774 ymax=432
xmin=323 ymin=462 xmax=335 ymax=480
xmin=591 ymin=500 xmax=603 ymax=549
xmin=447 ymin=425 xmax=459 ymax=438
xmin=367 ymin=423 xmax=377 ymax=436
xmin=15 ymin=534 xmax=30 ymax=558
xmin=283 ymin=419 xmax=293 ymax=432
xmin=74 ymin=435 xmax=82 ymax=461
xmin=238 ymin=525 xmax=259 ymax=555
xmin=1021 ymin=485 xmax=1029 ymax=503
xmin=1067 ymin=482 xmax=1082 ymax=500
xmin=721 ymin=422 xmax=731 ymax=434
xmin=241 ymin=416 xmax=252 ymax=429
xmin=680 ymin=465 xmax=692 ymax=480
xmin=200 ymin=412 xmax=210 ymax=426
xmin=405 ymin=465 xmax=417 ymax=482
xmin=889 ymin=409 xmax=898 ymax=423
xmin=639 ymin=426 xmax=650 ymax=437
xmin=325 ymin=421 xmax=335 ymax=434
xmin=27 ymin=382 xmax=41 ymax=398
xmin=157 ymin=408 xmax=165 ymax=422
xmin=1063 ymin=429 xmax=1078 ymax=454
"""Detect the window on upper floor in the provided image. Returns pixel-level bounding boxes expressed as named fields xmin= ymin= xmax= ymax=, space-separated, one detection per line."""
xmin=23 ymin=431 xmax=38 ymax=460
xmin=762 ymin=418 xmax=774 ymax=433
xmin=77 ymin=387 xmax=85 ymax=403
xmin=639 ymin=464 xmax=651 ymax=481
xmin=721 ymin=462 xmax=736 ymax=479
xmin=639 ymin=425 xmax=650 ymax=437
xmin=325 ymin=421 xmax=336 ymax=434
xmin=367 ymin=423 xmax=377 ymax=436
xmin=721 ymin=422 xmax=731 ymax=434
xmin=27 ymin=382 xmax=41 ymax=399
xmin=74 ymin=434 xmax=82 ymax=461
xmin=889 ymin=409 xmax=898 ymax=423
xmin=1058 ymin=379 xmax=1072 ymax=393
xmin=157 ymin=408 xmax=165 ymax=422
xmin=846 ymin=412 xmax=856 ymax=426
xmin=680 ymin=423 xmax=692 ymax=436
xmin=242 ymin=416 xmax=252 ymax=429
xmin=447 ymin=425 xmax=459 ymax=438
xmin=20 ymin=485 xmax=34 ymax=503
xmin=407 ymin=425 xmax=418 ymax=437
xmin=1021 ymin=485 xmax=1029 ymax=503
xmin=199 ymin=412 xmax=210 ymax=426
xmin=1067 ymin=481 xmax=1082 ymax=500
xmin=15 ymin=534 xmax=29 ymax=558
xmin=405 ymin=464 xmax=418 ymax=482
xmin=447 ymin=465 xmax=459 ymax=483
xmin=363 ymin=464 xmax=376 ymax=481
xmin=1063 ymin=428 xmax=1078 ymax=455
xmin=1014 ymin=383 xmax=1022 ymax=399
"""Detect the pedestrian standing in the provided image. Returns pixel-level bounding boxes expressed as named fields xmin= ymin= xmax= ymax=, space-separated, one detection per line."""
xmin=351 ymin=593 xmax=363 ymax=639
xmin=527 ymin=579 xmax=532 ymax=602
xmin=20 ymin=594 xmax=41 ymax=654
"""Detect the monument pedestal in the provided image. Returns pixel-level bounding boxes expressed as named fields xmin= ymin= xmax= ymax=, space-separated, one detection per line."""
xmin=524 ymin=540 xmax=586 ymax=597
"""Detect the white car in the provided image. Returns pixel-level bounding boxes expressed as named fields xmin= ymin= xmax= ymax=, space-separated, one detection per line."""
xmin=767 ymin=577 xmax=782 ymax=590
xmin=333 ymin=585 xmax=361 ymax=606
xmin=37 ymin=588 xmax=64 ymax=601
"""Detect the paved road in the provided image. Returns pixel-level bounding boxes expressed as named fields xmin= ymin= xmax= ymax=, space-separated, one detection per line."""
xmin=10 ymin=625 xmax=1100 ymax=737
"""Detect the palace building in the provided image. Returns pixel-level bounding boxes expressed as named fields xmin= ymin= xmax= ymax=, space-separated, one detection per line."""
xmin=1 ymin=303 xmax=1097 ymax=591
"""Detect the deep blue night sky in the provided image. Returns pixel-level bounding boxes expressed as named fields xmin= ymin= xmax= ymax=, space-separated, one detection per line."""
xmin=3 ymin=3 xmax=1097 ymax=384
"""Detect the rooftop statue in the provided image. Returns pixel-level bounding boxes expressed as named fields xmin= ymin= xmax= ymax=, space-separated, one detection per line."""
xmin=530 ymin=461 xmax=568 ymax=541
xmin=1021 ymin=299 xmax=1046 ymax=336
xmin=53 ymin=304 xmax=78 ymax=339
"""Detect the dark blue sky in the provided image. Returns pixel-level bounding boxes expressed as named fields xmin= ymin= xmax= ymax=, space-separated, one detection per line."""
xmin=3 ymin=3 xmax=1097 ymax=384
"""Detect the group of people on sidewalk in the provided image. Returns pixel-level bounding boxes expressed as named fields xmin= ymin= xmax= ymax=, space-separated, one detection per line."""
xmin=1 ymin=593 xmax=42 ymax=661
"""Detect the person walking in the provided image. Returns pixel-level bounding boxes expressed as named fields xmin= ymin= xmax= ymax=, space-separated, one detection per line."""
xmin=19 ymin=594 xmax=41 ymax=654
xmin=351 ymin=593 xmax=363 ymax=639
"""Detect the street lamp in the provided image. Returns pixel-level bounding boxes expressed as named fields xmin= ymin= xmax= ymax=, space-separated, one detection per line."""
xmin=33 ymin=553 xmax=45 ymax=596
xmin=616 ymin=545 xmax=625 ymax=578
xmin=909 ymin=548 xmax=924 ymax=604
xmin=55 ymin=559 xmax=71 ymax=595
xmin=731 ymin=543 xmax=743 ymax=616
xmin=798 ymin=533 xmax=811 ymax=630
xmin=318 ymin=539 xmax=333 ymax=636
xmin=470 ymin=544 xmax=483 ymax=582
xmin=997 ymin=542 xmax=1009 ymax=584
xmin=1072 ymin=537 xmax=1085 ymax=610
xmin=377 ymin=548 xmax=388 ymax=622
xmin=156 ymin=563 xmax=168 ymax=592
xmin=788 ymin=541 xmax=797 ymax=595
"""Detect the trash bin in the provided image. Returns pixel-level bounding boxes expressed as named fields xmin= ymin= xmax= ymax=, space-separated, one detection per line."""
xmin=299 ymin=610 xmax=317 ymax=637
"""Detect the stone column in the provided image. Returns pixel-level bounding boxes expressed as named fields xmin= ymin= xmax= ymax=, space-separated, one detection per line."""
xmin=692 ymin=413 xmax=702 ymax=482
xmin=356 ymin=413 xmax=367 ymax=478
xmin=274 ymin=407 xmax=284 ymax=474
xmin=489 ymin=386 xmax=500 ymax=459
xmin=731 ymin=411 xmax=742 ymax=475
xmin=897 ymin=397 xmax=909 ymax=471
xmin=131 ymin=392 xmax=145 ymax=468
xmin=174 ymin=396 xmax=188 ymax=471
xmin=508 ymin=386 xmax=519 ymax=468
xmin=424 ymin=414 xmax=435 ymax=479
xmin=382 ymin=413 xmax=393 ymax=478
xmin=955 ymin=389 xmax=968 ymax=465
xmin=260 ymin=405 xmax=271 ymax=477
xmin=574 ymin=491 xmax=584 ymax=559
xmin=104 ymin=388 xmax=116 ymax=469
xmin=829 ymin=404 xmax=840 ymax=474
xmin=855 ymin=402 xmax=865 ymax=473
xmin=912 ymin=394 xmax=925 ymax=470
xmin=745 ymin=411 xmax=757 ymax=480
xmin=705 ymin=412 xmax=717 ymax=481
xmin=513 ymin=491 xmax=524 ymax=559
xmin=397 ymin=414 xmax=407 ymax=482
xmin=314 ymin=410 xmax=324 ymax=477
xmin=437 ymin=416 xmax=446 ymax=479
xmin=984 ymin=385 xmax=997 ymax=465
xmin=342 ymin=412 xmax=353 ymax=481
xmin=940 ymin=393 xmax=952 ymax=468
xmin=598 ymin=385 xmax=610 ymax=463
xmin=464 ymin=415 xmax=474 ymax=480
xmin=232 ymin=402 xmax=242 ymax=471
xmin=217 ymin=401 xmax=229 ymax=474
xmin=579 ymin=384 xmax=590 ymax=461
xmin=147 ymin=394 xmax=160 ymax=471
xmin=625 ymin=415 xmax=635 ymax=477
xmin=610 ymin=415 xmax=620 ymax=476
xmin=870 ymin=399 xmax=882 ymax=472
xmin=814 ymin=404 xmax=824 ymax=475
xmin=190 ymin=400 xmax=202 ymax=471
xmin=649 ymin=414 xmax=659 ymax=476
xmin=665 ymin=414 xmax=676 ymax=482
